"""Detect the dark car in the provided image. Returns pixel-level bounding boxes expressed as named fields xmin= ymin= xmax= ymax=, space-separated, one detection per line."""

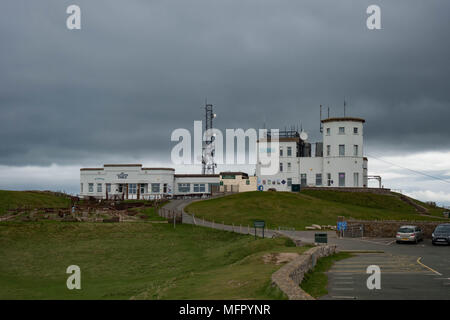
xmin=432 ymin=223 xmax=450 ymax=245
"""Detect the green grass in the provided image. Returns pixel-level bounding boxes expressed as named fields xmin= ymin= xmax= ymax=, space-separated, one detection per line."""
xmin=0 ymin=190 xmax=71 ymax=215
xmin=0 ymin=221 xmax=307 ymax=299
xmin=185 ymin=191 xmax=448 ymax=230
xmin=300 ymin=252 xmax=353 ymax=298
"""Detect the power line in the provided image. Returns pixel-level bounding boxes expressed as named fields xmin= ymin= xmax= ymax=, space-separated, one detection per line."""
xmin=366 ymin=153 xmax=450 ymax=185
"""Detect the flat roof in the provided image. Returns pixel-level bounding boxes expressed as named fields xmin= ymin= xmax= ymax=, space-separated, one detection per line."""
xmin=321 ymin=117 xmax=365 ymax=123
xmin=257 ymin=137 xmax=300 ymax=143
xmin=104 ymin=164 xmax=142 ymax=167
xmin=81 ymin=165 xmax=175 ymax=171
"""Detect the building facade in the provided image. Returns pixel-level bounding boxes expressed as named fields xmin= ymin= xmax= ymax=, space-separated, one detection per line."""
xmin=256 ymin=117 xmax=368 ymax=191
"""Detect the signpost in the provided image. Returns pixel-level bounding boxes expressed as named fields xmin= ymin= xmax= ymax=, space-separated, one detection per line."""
xmin=253 ymin=220 xmax=265 ymax=239
xmin=337 ymin=221 xmax=347 ymax=238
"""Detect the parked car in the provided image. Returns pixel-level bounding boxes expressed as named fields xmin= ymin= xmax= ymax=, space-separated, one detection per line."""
xmin=432 ymin=223 xmax=450 ymax=245
xmin=396 ymin=225 xmax=423 ymax=244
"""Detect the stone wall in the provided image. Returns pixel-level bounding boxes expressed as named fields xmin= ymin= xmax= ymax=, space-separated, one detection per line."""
xmin=271 ymin=245 xmax=337 ymax=300
xmin=302 ymin=187 xmax=391 ymax=194
xmin=347 ymin=220 xmax=443 ymax=238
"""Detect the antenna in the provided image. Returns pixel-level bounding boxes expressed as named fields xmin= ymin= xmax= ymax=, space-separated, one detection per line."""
xmin=344 ymin=99 xmax=346 ymax=117
xmin=319 ymin=104 xmax=323 ymax=133
xmin=327 ymin=106 xmax=330 ymax=118
xmin=202 ymin=102 xmax=216 ymax=175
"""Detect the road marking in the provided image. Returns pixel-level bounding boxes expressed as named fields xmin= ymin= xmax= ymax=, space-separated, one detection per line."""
xmin=416 ymin=257 xmax=442 ymax=276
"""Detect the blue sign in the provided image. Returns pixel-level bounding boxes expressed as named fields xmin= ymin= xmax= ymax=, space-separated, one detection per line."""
xmin=337 ymin=221 xmax=347 ymax=231
xmin=257 ymin=185 xmax=264 ymax=191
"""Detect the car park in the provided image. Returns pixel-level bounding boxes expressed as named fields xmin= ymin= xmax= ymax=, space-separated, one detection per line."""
xmin=396 ymin=225 xmax=423 ymax=244
xmin=432 ymin=223 xmax=450 ymax=245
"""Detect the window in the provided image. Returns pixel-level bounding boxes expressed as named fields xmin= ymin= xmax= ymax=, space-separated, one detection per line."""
xmin=279 ymin=148 xmax=283 ymax=156
xmin=327 ymin=173 xmax=332 ymax=186
xmin=246 ymin=180 xmax=250 ymax=185
xmin=353 ymin=172 xmax=359 ymax=187
xmin=106 ymin=183 xmax=111 ymax=193
xmin=326 ymin=145 xmax=331 ymax=156
xmin=354 ymin=127 xmax=358 ymax=134
xmin=80 ymin=183 xmax=83 ymax=193
xmin=326 ymin=128 xmax=330 ymax=135
xmin=339 ymin=144 xmax=345 ymax=156
xmin=279 ymin=162 xmax=283 ymax=172
xmin=316 ymin=174 xmax=322 ymax=186
xmin=129 ymin=183 xmax=137 ymax=194
xmin=287 ymin=162 xmax=291 ymax=172
xmin=140 ymin=184 xmax=145 ymax=194
xmin=118 ymin=184 xmax=123 ymax=193
xmin=338 ymin=172 xmax=345 ymax=187
xmin=178 ymin=183 xmax=190 ymax=193
xmin=88 ymin=183 xmax=94 ymax=192
xmin=339 ymin=127 xmax=345 ymax=134
xmin=151 ymin=183 xmax=160 ymax=193
xmin=97 ymin=183 xmax=102 ymax=193
xmin=287 ymin=178 xmax=292 ymax=187
xmin=193 ymin=184 xmax=206 ymax=192
xmin=163 ymin=184 xmax=167 ymax=193
xmin=267 ymin=179 xmax=271 ymax=185
xmin=300 ymin=174 xmax=307 ymax=186
xmin=353 ymin=144 xmax=359 ymax=156
xmin=287 ymin=147 xmax=292 ymax=156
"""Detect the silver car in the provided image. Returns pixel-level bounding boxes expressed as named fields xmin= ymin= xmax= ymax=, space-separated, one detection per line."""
xmin=396 ymin=225 xmax=424 ymax=244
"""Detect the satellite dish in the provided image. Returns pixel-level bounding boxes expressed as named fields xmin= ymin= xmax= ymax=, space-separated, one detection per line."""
xmin=300 ymin=131 xmax=308 ymax=140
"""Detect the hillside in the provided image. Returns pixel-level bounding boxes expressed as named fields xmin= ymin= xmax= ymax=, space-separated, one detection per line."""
xmin=0 ymin=190 xmax=71 ymax=215
xmin=0 ymin=222 xmax=305 ymax=299
xmin=185 ymin=190 xmax=448 ymax=230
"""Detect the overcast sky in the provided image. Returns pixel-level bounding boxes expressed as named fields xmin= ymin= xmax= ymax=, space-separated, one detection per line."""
xmin=1 ymin=0 xmax=450 ymax=205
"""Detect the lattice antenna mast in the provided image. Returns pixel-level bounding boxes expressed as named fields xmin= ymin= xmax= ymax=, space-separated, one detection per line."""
xmin=202 ymin=103 xmax=217 ymax=174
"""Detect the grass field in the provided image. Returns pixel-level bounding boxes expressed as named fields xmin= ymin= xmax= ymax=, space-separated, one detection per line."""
xmin=300 ymin=252 xmax=353 ymax=298
xmin=0 ymin=190 xmax=71 ymax=215
xmin=0 ymin=221 xmax=308 ymax=299
xmin=185 ymin=190 xmax=448 ymax=230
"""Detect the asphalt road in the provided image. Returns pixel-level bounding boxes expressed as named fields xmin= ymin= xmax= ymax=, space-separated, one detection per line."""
xmin=165 ymin=199 xmax=450 ymax=300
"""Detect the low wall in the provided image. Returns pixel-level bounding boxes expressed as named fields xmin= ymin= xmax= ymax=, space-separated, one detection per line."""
xmin=347 ymin=220 xmax=443 ymax=238
xmin=271 ymin=245 xmax=337 ymax=300
xmin=302 ymin=187 xmax=391 ymax=194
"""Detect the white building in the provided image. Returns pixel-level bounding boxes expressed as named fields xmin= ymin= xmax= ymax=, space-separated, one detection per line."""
xmin=256 ymin=117 xmax=368 ymax=191
xmin=79 ymin=164 xmax=222 ymax=199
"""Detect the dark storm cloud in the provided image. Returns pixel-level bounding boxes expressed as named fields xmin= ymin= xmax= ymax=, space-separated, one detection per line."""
xmin=1 ymin=0 xmax=449 ymax=166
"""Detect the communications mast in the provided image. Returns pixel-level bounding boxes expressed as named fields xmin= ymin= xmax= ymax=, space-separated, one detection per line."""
xmin=202 ymin=103 xmax=217 ymax=174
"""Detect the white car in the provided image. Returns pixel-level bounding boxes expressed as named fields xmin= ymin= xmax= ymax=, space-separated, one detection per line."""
xmin=396 ymin=225 xmax=424 ymax=244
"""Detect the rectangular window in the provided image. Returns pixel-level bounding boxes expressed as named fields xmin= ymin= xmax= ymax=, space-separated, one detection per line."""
xmin=80 ymin=183 xmax=83 ymax=193
xmin=194 ymin=184 xmax=205 ymax=192
xmin=129 ymin=183 xmax=137 ymax=194
xmin=287 ymin=162 xmax=291 ymax=172
xmin=339 ymin=172 xmax=345 ymax=187
xmin=300 ymin=174 xmax=307 ymax=186
xmin=326 ymin=145 xmax=331 ymax=156
xmin=327 ymin=173 xmax=332 ymax=186
xmin=106 ymin=183 xmax=111 ymax=193
xmin=353 ymin=172 xmax=359 ymax=187
xmin=287 ymin=146 xmax=292 ymax=156
xmin=163 ymin=184 xmax=167 ymax=193
xmin=97 ymin=183 xmax=102 ymax=193
xmin=354 ymin=127 xmax=358 ymax=134
xmin=279 ymin=162 xmax=283 ymax=172
xmin=140 ymin=184 xmax=145 ymax=194
xmin=118 ymin=184 xmax=123 ymax=193
xmin=287 ymin=178 xmax=292 ymax=187
xmin=316 ymin=174 xmax=322 ymax=186
xmin=339 ymin=127 xmax=345 ymax=134
xmin=88 ymin=183 xmax=93 ymax=192
xmin=326 ymin=128 xmax=330 ymax=135
xmin=339 ymin=144 xmax=345 ymax=156
xmin=178 ymin=183 xmax=190 ymax=193
xmin=353 ymin=144 xmax=358 ymax=156
xmin=151 ymin=183 xmax=160 ymax=193
xmin=279 ymin=148 xmax=283 ymax=156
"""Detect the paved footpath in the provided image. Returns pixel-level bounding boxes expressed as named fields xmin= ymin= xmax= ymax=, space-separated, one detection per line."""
xmin=165 ymin=199 xmax=450 ymax=300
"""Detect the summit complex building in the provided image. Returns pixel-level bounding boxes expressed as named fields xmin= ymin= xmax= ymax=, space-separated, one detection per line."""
xmin=80 ymin=117 xmax=368 ymax=199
